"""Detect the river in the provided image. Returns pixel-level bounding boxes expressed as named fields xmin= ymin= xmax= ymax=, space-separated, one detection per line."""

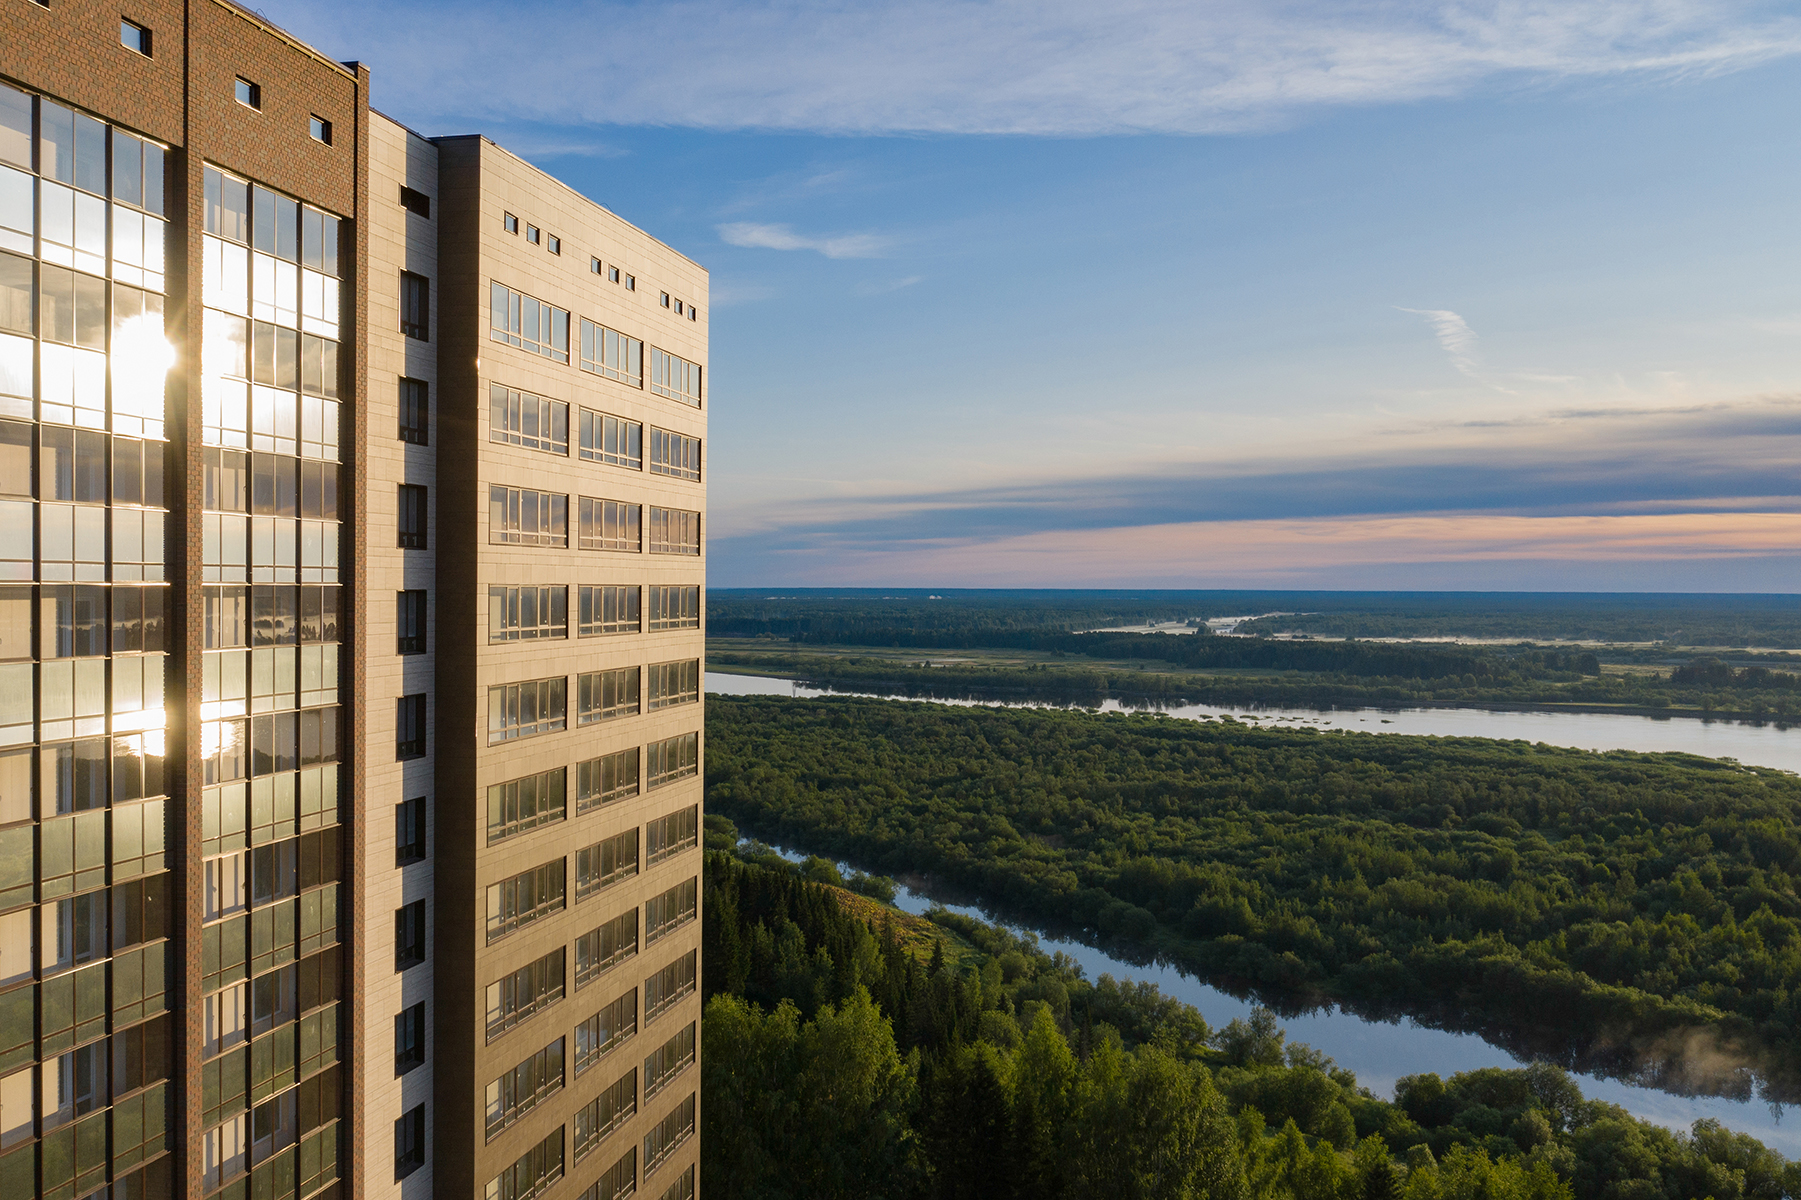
xmin=707 ymin=670 xmax=1801 ymax=1152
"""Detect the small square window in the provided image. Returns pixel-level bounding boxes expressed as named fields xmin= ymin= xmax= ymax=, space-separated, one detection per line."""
xmin=547 ymin=235 xmax=560 ymax=255
xmin=673 ymin=299 xmax=684 ymax=315
xmin=309 ymin=116 xmax=332 ymax=145
xmin=526 ymin=225 xmax=540 ymax=245
xmin=608 ymin=266 xmax=620 ymax=284
xmin=689 ymin=306 xmax=698 ymax=321
xmin=503 ymin=213 xmax=518 ymax=234
xmin=660 ymin=292 xmax=670 ymax=308
xmin=590 ymin=256 xmax=602 ymax=274
xmin=120 ymin=20 xmax=151 ymax=55
xmin=235 ymin=77 xmax=261 ymax=110
xmin=625 ymin=274 xmax=635 ymax=291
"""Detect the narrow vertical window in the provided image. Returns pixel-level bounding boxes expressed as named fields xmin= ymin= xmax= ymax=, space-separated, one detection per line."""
xmin=396 ymin=1002 xmax=426 ymax=1074
xmin=397 ymin=694 xmax=426 ymax=760
xmin=398 ymin=484 xmax=427 ymax=548
xmin=400 ymin=272 xmax=430 ymax=341
xmin=398 ymin=378 xmax=430 ymax=445
xmin=396 ymin=900 xmax=426 ymax=969
xmin=503 ymin=213 xmax=518 ymax=234
xmin=396 ymin=797 xmax=427 ymax=864
xmin=395 ymin=1105 xmax=426 ymax=1179
xmin=398 ymin=590 xmax=427 ymax=653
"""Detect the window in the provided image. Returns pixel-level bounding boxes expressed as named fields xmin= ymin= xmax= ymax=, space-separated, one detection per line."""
xmin=645 ymin=878 xmax=698 ymax=946
xmin=490 ymin=282 xmax=569 ymax=362
xmin=486 ymin=859 xmax=566 ymax=943
xmin=398 ymin=590 xmax=427 ymax=653
xmin=579 ymin=585 xmax=640 ymax=636
xmin=235 ymin=77 xmax=261 ymax=110
xmin=575 ymin=989 xmax=636 ymax=1075
xmin=397 ymin=694 xmax=426 ymax=759
xmin=547 ymin=235 xmax=561 ymax=255
xmin=576 ymin=830 xmax=638 ymax=901
xmin=574 ymin=1069 xmax=637 ymax=1160
xmin=400 ymin=271 xmax=430 ymax=340
xmin=486 ymin=947 xmax=564 ymax=1042
xmin=673 ymin=300 xmax=683 ymax=316
xmin=121 ymin=19 xmax=151 ymax=54
xmin=624 ymin=274 xmax=635 ymax=290
xmin=486 ymin=1126 xmax=563 ymax=1200
xmin=579 ymin=498 xmax=641 ymax=552
xmin=309 ymin=116 xmax=332 ymax=145
xmin=488 ymin=676 xmax=567 ymax=743
xmin=396 ymin=797 xmax=426 ymax=865
xmin=659 ymin=292 xmax=670 ymax=308
xmin=578 ymin=666 xmax=639 ymax=725
xmin=399 ymin=484 xmax=428 ymax=547
xmin=490 ymin=384 xmax=569 ymax=453
xmin=396 ymin=1002 xmax=426 ymax=1074
xmin=489 ymin=486 xmax=567 ymax=546
xmin=579 ymin=320 xmax=644 ymax=386
xmin=396 ymin=900 xmax=426 ymax=969
xmin=504 ymin=213 xmax=518 ymax=234
xmin=689 ymin=306 xmax=698 ymax=322
xmin=489 ymin=586 xmax=566 ymax=642
xmin=487 ymin=766 xmax=566 ymax=844
xmin=647 ymin=733 xmax=698 ymax=789
xmin=643 ymin=1023 xmax=695 ymax=1099
xmin=590 ymin=257 xmax=602 ymax=275
xmin=398 ymin=377 xmax=429 ymax=444
xmin=649 ymin=348 xmax=701 ymax=407
xmin=647 ymin=507 xmax=700 ymax=555
xmin=649 ymin=428 xmax=700 ymax=480
xmin=647 ymin=660 xmax=700 ymax=711
xmin=645 ymin=952 xmax=697 ymax=1023
xmin=399 ymin=186 xmax=431 ymax=219
xmin=579 ymin=409 xmax=643 ymax=468
xmin=395 ymin=1105 xmax=425 ymax=1180
xmin=578 ymin=748 xmax=639 ymax=813
xmin=526 ymin=225 xmax=540 ymax=245
xmin=659 ymin=1165 xmax=696 ymax=1200
xmin=576 ymin=908 xmax=639 ymax=989
xmin=643 ymin=1094 xmax=695 ymax=1178
xmin=609 ymin=266 xmax=621 ymax=284
xmin=585 ymin=1149 xmax=638 ymax=1200
xmin=646 ymin=807 xmax=698 ymax=866
xmin=647 ymin=586 xmax=699 ymax=631
xmin=485 ymin=1036 xmax=565 ymax=1141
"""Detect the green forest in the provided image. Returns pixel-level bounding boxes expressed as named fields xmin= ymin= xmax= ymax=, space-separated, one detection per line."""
xmin=703 ymin=694 xmax=1801 ymax=1095
xmin=701 ymin=846 xmax=1801 ymax=1199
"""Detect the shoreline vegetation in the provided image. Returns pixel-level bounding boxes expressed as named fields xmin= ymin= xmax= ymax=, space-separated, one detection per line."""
xmin=704 ymin=694 xmax=1801 ymax=1108
xmin=704 ymin=843 xmax=1801 ymax=1199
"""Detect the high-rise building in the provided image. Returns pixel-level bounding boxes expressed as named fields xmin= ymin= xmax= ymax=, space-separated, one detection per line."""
xmin=0 ymin=6 xmax=706 ymax=1198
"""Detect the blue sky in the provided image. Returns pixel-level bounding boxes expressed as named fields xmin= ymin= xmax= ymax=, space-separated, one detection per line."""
xmin=272 ymin=0 xmax=1801 ymax=589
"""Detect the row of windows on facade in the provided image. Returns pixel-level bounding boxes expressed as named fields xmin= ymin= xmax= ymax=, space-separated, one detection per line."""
xmin=483 ymin=585 xmax=700 ymax=644
xmin=488 ymin=837 xmax=697 ymax=955
xmin=484 ymin=1011 xmax=693 ymax=1150
xmin=0 ymin=83 xmax=166 ymax=216
xmin=392 ymin=484 xmax=702 ymax=556
xmin=490 ymin=385 xmax=701 ymax=480
xmin=480 ymin=1096 xmax=694 ymax=1200
xmin=482 ymin=669 xmax=700 ymax=747
xmin=480 ymin=280 xmax=703 ymax=408
xmin=499 ymin=204 xmax=700 ymax=325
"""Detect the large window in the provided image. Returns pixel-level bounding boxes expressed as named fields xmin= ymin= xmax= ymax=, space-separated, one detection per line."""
xmin=646 ymin=507 xmax=699 ymax=556
xmin=486 ymin=947 xmax=564 ymax=1042
xmin=645 ymin=878 xmax=698 ymax=946
xmin=576 ymin=908 xmax=638 ymax=989
xmin=647 ymin=660 xmax=699 ymax=711
xmin=643 ymin=1094 xmax=696 ymax=1178
xmin=647 ymin=585 xmax=699 ymax=631
xmin=489 ymin=486 xmax=567 ymax=547
xmin=579 ymin=585 xmax=639 ymax=636
xmin=646 ymin=732 xmax=698 ymax=789
xmin=578 ymin=409 xmax=642 ymax=470
xmin=488 ymin=676 xmax=566 ymax=743
xmin=489 ymin=586 xmax=566 ymax=642
xmin=578 ymin=667 xmax=639 ymax=725
xmin=576 ymin=830 xmax=638 ymax=901
xmin=649 ymin=428 xmax=700 ymax=481
xmin=486 ymin=1127 xmax=564 ymax=1200
xmin=574 ymin=989 xmax=636 ymax=1075
xmin=491 ymin=383 xmax=568 ymax=454
xmin=573 ymin=1068 xmax=637 ymax=1161
xmin=486 ymin=858 xmax=566 ymax=943
xmin=487 ymin=766 xmax=566 ymax=844
xmin=649 ymin=348 xmax=700 ymax=407
xmin=400 ymin=271 xmax=429 ymax=340
xmin=577 ymin=748 xmax=638 ymax=812
xmin=485 ymin=1036 xmax=565 ymax=1141
xmin=490 ymin=281 xmax=569 ymax=363
xmin=645 ymin=951 xmax=697 ymax=1023
xmin=646 ymin=806 xmax=698 ymax=866
xmin=579 ymin=498 xmax=640 ymax=553
xmin=643 ymin=1023 xmax=696 ymax=1099
xmin=583 ymin=1150 xmax=637 ymax=1200
xmin=578 ymin=318 xmax=642 ymax=386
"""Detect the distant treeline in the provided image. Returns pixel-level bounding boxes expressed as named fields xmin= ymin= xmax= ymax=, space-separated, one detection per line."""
xmin=705 ymin=694 xmax=1801 ymax=1099
xmin=1238 ymin=609 xmax=1801 ymax=648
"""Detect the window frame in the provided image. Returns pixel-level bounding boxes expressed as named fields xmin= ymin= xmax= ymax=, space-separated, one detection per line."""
xmin=120 ymin=19 xmax=152 ymax=55
xmin=400 ymin=270 xmax=430 ymax=341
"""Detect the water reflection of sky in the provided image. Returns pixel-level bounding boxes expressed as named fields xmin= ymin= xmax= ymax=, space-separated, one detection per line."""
xmin=712 ymin=673 xmax=1801 ymax=1152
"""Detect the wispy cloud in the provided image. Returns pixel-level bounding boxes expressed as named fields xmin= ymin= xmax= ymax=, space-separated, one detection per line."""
xmin=271 ymin=0 xmax=1801 ymax=136
xmin=717 ymin=222 xmax=888 ymax=259
xmin=854 ymin=275 xmax=923 ymax=296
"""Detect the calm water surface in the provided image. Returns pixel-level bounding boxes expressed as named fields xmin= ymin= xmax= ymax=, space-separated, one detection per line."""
xmin=710 ymin=671 xmax=1801 ymax=1151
